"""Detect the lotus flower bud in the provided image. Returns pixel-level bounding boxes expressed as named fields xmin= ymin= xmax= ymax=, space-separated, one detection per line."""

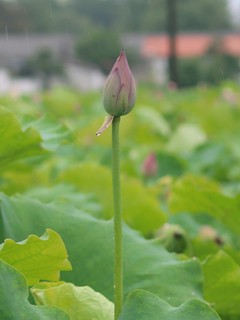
xmin=155 ymin=224 xmax=188 ymax=253
xmin=103 ymin=50 xmax=136 ymax=117
xmin=199 ymin=226 xmax=224 ymax=246
xmin=142 ymin=153 xmax=158 ymax=177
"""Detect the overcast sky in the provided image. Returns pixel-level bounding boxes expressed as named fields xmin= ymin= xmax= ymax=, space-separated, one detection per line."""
xmin=228 ymin=0 xmax=240 ymax=23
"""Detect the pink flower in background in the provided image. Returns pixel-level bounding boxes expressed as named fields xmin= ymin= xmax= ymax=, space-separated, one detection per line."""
xmin=142 ymin=153 xmax=158 ymax=177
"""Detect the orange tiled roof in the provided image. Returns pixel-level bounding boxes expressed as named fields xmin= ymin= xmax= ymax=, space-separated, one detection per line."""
xmin=142 ymin=34 xmax=240 ymax=58
xmin=222 ymin=34 xmax=240 ymax=56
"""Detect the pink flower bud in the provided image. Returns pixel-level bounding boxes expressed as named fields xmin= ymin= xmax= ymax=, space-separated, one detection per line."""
xmin=142 ymin=153 xmax=158 ymax=177
xmin=103 ymin=50 xmax=136 ymax=117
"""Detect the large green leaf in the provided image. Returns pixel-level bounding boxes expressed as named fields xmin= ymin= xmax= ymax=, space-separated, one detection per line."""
xmin=32 ymin=282 xmax=114 ymax=320
xmin=155 ymin=151 xmax=185 ymax=178
xmin=202 ymin=251 xmax=240 ymax=317
xmin=187 ymin=142 xmax=237 ymax=181
xmin=0 ymin=260 xmax=69 ymax=320
xmin=0 ymin=106 xmax=44 ymax=167
xmin=119 ymin=289 xmax=221 ymax=320
xmin=0 ymin=106 xmax=73 ymax=169
xmin=169 ymin=175 xmax=240 ymax=234
xmin=24 ymin=184 xmax=102 ymax=218
xmin=0 ymin=192 xmax=203 ymax=307
xmin=136 ymin=107 xmax=171 ymax=137
xmin=59 ymin=162 xmax=166 ymax=234
xmin=42 ymin=88 xmax=81 ymax=118
xmin=0 ymin=229 xmax=71 ymax=286
xmin=167 ymin=124 xmax=207 ymax=154
xmin=22 ymin=115 xmax=72 ymax=151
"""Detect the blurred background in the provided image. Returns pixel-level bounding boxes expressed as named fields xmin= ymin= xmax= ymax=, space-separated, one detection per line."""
xmin=0 ymin=0 xmax=239 ymax=94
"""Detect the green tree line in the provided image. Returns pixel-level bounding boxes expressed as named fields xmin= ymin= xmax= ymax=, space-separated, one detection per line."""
xmin=0 ymin=0 xmax=234 ymax=34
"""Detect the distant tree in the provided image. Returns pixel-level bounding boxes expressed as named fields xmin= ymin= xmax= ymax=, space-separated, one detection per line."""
xmin=178 ymin=40 xmax=239 ymax=87
xmin=76 ymin=29 xmax=122 ymax=74
xmin=19 ymin=0 xmax=58 ymax=32
xmin=0 ymin=0 xmax=234 ymax=34
xmin=113 ymin=0 xmax=233 ymax=32
xmin=19 ymin=48 xmax=63 ymax=89
xmin=31 ymin=48 xmax=62 ymax=74
xmin=119 ymin=0 xmax=160 ymax=31
xmin=201 ymin=41 xmax=239 ymax=84
xmin=178 ymin=0 xmax=232 ymax=31
xmin=72 ymin=0 xmax=122 ymax=28
xmin=178 ymin=58 xmax=202 ymax=87
xmin=0 ymin=1 xmax=27 ymax=33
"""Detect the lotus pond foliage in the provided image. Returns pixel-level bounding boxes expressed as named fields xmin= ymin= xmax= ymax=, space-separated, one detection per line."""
xmin=0 ymin=81 xmax=239 ymax=319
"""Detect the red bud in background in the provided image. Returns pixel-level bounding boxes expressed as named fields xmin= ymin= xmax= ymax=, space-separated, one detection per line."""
xmin=142 ymin=153 xmax=158 ymax=177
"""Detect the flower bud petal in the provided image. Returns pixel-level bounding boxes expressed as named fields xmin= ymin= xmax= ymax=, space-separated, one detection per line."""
xmin=103 ymin=50 xmax=136 ymax=117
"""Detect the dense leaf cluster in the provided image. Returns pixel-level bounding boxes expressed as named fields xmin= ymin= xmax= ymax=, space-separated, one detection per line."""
xmin=0 ymin=82 xmax=239 ymax=318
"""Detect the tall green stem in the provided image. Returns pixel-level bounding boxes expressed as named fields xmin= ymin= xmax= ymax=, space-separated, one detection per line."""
xmin=112 ymin=116 xmax=123 ymax=320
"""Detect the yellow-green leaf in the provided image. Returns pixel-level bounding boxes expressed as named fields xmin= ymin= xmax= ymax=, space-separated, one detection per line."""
xmin=0 ymin=229 xmax=72 ymax=285
xmin=0 ymin=106 xmax=44 ymax=168
xmin=203 ymin=251 xmax=240 ymax=316
xmin=169 ymin=175 xmax=240 ymax=234
xmin=32 ymin=283 xmax=114 ymax=320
